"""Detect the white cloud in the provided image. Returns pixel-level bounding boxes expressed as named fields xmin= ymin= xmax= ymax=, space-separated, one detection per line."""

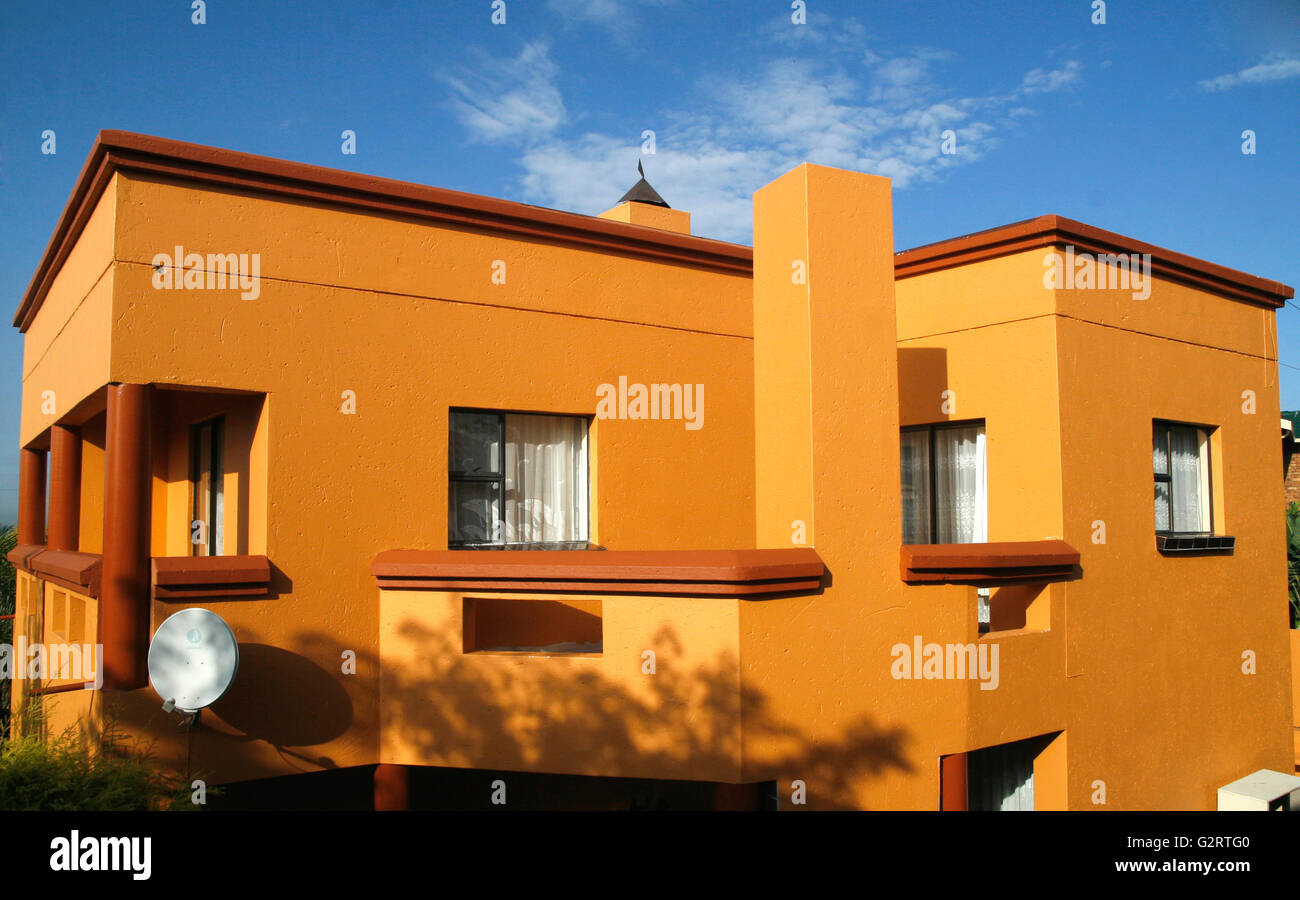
xmin=759 ymin=10 xmax=870 ymax=49
xmin=513 ymin=54 xmax=1004 ymax=242
xmin=438 ymin=42 xmax=566 ymax=143
xmin=1199 ymin=56 xmax=1300 ymax=91
xmin=440 ymin=42 xmax=1085 ymax=242
xmin=1020 ymin=60 xmax=1083 ymax=95
xmin=545 ymin=0 xmax=676 ymax=41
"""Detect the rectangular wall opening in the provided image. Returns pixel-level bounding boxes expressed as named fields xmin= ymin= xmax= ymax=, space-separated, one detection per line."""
xmin=986 ymin=582 xmax=1051 ymax=634
xmin=462 ymin=596 xmax=602 ymax=654
xmin=961 ymin=730 xmax=1065 ymax=811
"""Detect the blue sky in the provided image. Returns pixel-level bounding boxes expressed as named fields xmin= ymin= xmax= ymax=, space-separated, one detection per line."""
xmin=0 ymin=0 xmax=1297 ymax=522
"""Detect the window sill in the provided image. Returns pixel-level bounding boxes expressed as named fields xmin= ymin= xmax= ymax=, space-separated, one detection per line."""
xmin=371 ymin=548 xmax=826 ymax=597
xmin=29 ymin=680 xmax=96 ymax=696
xmin=6 ymin=545 xmax=103 ymax=598
xmin=450 ymin=542 xmax=602 ymax=551
xmin=900 ymin=540 xmax=1080 ymax=586
xmin=152 ymin=555 xmax=272 ymax=600
xmin=1155 ymin=534 xmax=1235 ymax=554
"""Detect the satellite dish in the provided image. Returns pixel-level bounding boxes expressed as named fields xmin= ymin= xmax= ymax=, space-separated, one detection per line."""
xmin=148 ymin=608 xmax=240 ymax=714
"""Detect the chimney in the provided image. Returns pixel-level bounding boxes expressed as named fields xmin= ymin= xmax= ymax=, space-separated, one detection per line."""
xmin=598 ymin=160 xmax=691 ymax=234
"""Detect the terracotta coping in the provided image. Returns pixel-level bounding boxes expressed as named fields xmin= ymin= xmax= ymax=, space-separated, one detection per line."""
xmin=152 ymin=555 xmax=272 ymax=600
xmin=7 ymin=543 xmax=46 ymax=571
xmin=14 ymin=131 xmax=754 ymax=331
xmin=894 ymin=214 xmax=1293 ymax=308
xmin=7 ymin=545 xmax=103 ymax=598
xmin=900 ymin=540 xmax=1081 ymax=586
xmin=19 ymin=135 xmax=1290 ymax=332
xmin=371 ymin=548 xmax=825 ymax=597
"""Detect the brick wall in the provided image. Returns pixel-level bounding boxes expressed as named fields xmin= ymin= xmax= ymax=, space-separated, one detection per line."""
xmin=1286 ymin=440 xmax=1300 ymax=506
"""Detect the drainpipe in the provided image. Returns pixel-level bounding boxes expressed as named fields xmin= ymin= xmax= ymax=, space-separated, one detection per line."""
xmin=100 ymin=383 xmax=152 ymax=690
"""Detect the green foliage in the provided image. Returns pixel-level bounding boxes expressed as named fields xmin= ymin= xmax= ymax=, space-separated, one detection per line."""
xmin=0 ymin=523 xmax=14 ymax=612
xmin=0 ymin=524 xmax=13 ymax=739
xmin=0 ymin=708 xmax=193 ymax=811
xmin=1287 ymin=502 xmax=1300 ymax=629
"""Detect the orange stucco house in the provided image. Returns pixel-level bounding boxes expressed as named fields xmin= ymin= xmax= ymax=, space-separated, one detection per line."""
xmin=6 ymin=131 xmax=1295 ymax=810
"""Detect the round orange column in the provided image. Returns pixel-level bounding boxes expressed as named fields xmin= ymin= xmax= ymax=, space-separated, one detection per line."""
xmin=48 ymin=424 xmax=82 ymax=551
xmin=100 ymin=383 xmax=152 ymax=691
xmin=18 ymin=446 xmax=47 ymax=546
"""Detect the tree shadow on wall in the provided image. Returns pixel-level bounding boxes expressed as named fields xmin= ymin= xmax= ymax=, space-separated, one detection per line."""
xmin=349 ymin=618 xmax=912 ymax=810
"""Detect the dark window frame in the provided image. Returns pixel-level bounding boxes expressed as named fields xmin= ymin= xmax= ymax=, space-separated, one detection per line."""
xmin=900 ymin=418 xmax=987 ymax=545
xmin=1152 ymin=419 xmax=1214 ymax=537
xmin=448 ymin=407 xmax=590 ymax=550
xmin=189 ymin=415 xmax=224 ymax=557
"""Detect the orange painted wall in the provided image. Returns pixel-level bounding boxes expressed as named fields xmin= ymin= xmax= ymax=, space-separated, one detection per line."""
xmin=15 ymin=154 xmax=1291 ymax=810
xmin=743 ymin=164 xmax=992 ymax=809
xmin=77 ymin=412 xmax=106 ymax=554
xmin=20 ymin=177 xmax=116 ymax=448
xmin=736 ymin=167 xmax=1288 ymax=810
xmin=380 ymin=590 xmax=744 ymax=782
xmin=1052 ymin=292 xmax=1292 ymax=808
xmin=33 ymin=170 xmax=756 ymax=785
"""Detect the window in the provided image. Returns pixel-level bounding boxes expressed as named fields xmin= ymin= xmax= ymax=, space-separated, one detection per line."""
xmin=190 ymin=416 xmax=224 ymax=556
xmin=902 ymin=421 xmax=990 ymax=629
xmin=1152 ymin=420 xmax=1212 ymax=534
xmin=965 ymin=734 xmax=1057 ymax=811
xmin=449 ymin=410 xmax=589 ymax=548
xmin=900 ymin=422 xmax=987 ymax=544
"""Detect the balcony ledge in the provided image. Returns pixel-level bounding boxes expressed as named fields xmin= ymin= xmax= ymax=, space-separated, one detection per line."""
xmin=152 ymin=555 xmax=272 ymax=600
xmin=900 ymin=540 xmax=1081 ymax=586
xmin=371 ymin=548 xmax=826 ymax=598
xmin=7 ymin=545 xmax=103 ymax=597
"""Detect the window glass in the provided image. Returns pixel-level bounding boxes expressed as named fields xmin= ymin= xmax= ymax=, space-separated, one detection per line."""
xmin=1152 ymin=423 xmax=1168 ymax=474
xmin=450 ymin=412 xmax=502 ymax=476
xmin=1154 ymin=480 xmax=1171 ymax=532
xmin=1153 ymin=420 xmax=1212 ymax=535
xmin=504 ymin=414 xmax=587 ymax=544
xmin=1168 ymin=426 xmax=1203 ymax=532
xmin=935 ymin=425 xmax=986 ymax=543
xmin=449 ymin=481 xmax=501 ymax=545
xmin=450 ymin=411 xmax=587 ymax=547
xmin=968 ymin=738 xmax=1039 ymax=812
xmin=190 ymin=417 xmax=224 ymax=556
xmin=901 ymin=422 xmax=986 ymax=545
xmin=900 ymin=430 xmax=931 ymax=544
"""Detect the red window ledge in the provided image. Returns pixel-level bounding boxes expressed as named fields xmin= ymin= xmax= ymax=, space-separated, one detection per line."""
xmin=152 ymin=555 xmax=272 ymax=600
xmin=371 ymin=548 xmax=826 ymax=597
xmin=900 ymin=540 xmax=1080 ymax=586
xmin=6 ymin=544 xmax=102 ymax=597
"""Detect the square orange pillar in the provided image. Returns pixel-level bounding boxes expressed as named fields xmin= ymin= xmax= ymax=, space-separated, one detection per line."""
xmin=753 ymin=163 xmax=902 ymax=559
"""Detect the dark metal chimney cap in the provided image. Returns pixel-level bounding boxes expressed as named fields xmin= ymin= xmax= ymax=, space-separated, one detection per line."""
xmin=617 ymin=159 xmax=670 ymax=208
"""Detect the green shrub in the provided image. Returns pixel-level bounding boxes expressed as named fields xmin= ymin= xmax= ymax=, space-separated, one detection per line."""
xmin=0 ymin=708 xmax=193 ymax=811
xmin=1288 ymin=502 xmax=1300 ymax=629
xmin=0 ymin=524 xmax=13 ymax=740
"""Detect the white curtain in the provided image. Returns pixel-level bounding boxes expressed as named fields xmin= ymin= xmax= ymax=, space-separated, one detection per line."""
xmin=504 ymin=414 xmax=587 ymax=544
xmin=900 ymin=430 xmax=932 ymax=543
xmin=934 ymin=425 xmax=987 ymax=543
xmin=1153 ymin=427 xmax=1171 ymax=532
xmin=1169 ymin=427 xmax=1203 ymax=532
xmin=968 ymin=740 xmax=1035 ymax=811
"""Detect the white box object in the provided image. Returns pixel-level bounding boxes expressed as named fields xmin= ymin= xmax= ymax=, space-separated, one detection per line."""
xmin=1216 ymin=769 xmax=1300 ymax=811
